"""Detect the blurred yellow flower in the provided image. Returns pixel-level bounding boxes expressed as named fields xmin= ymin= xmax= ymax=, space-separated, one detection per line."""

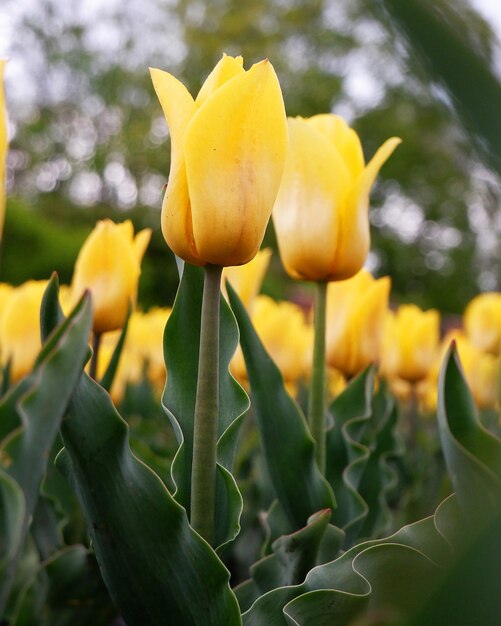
xmin=0 ymin=60 xmax=8 ymax=240
xmin=231 ymin=295 xmax=312 ymax=388
xmin=273 ymin=114 xmax=400 ymax=282
xmin=1 ymin=280 xmax=47 ymax=381
xmin=99 ymin=307 xmax=171 ymax=401
xmin=150 ymin=54 xmax=288 ymax=267
xmin=381 ymin=304 xmax=440 ymax=383
xmin=70 ymin=219 xmax=151 ymax=334
xmin=464 ymin=292 xmax=501 ymax=355
xmin=421 ymin=330 xmax=500 ymax=413
xmin=326 ymin=269 xmax=390 ymax=377
xmin=327 ymin=366 xmax=346 ymax=399
xmin=223 ymin=248 xmax=272 ymax=310
xmin=454 ymin=333 xmax=499 ymax=411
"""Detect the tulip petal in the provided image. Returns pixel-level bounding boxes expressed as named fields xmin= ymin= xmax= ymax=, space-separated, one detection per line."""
xmin=0 ymin=59 xmax=7 ymax=240
xmin=184 ymin=59 xmax=288 ymax=266
xmin=358 ymin=136 xmax=401 ymax=200
xmin=307 ymin=114 xmax=365 ymax=182
xmin=332 ymin=137 xmax=401 ymax=280
xmin=149 ymin=68 xmax=200 ymax=264
xmin=223 ymin=247 xmax=272 ymax=310
xmin=195 ymin=54 xmax=244 ymax=108
xmin=71 ymin=220 xmax=141 ymax=334
xmin=134 ymin=228 xmax=152 ymax=263
xmin=273 ymin=117 xmax=351 ymax=281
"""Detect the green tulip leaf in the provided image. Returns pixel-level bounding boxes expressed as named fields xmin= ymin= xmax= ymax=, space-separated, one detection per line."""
xmin=12 ymin=546 xmax=115 ymax=626
xmin=356 ymin=385 xmax=402 ymax=540
xmin=326 ymin=367 xmax=375 ymax=539
xmin=163 ymin=263 xmax=249 ymax=550
xmin=0 ymin=292 xmax=93 ymax=614
xmin=99 ymin=302 xmax=131 ymax=393
xmin=57 ymin=368 xmax=242 ymax=626
xmin=437 ymin=342 xmax=501 ymax=515
xmin=242 ymin=345 xmax=501 ymax=625
xmin=227 ymin=282 xmax=335 ymax=531
xmin=242 ymin=508 xmax=450 ymax=626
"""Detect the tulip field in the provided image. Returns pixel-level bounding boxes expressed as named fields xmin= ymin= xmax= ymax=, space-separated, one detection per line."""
xmin=1 ymin=39 xmax=501 ymax=626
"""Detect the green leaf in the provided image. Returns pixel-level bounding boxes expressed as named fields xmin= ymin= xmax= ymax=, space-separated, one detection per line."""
xmin=12 ymin=546 xmax=115 ymax=626
xmin=437 ymin=342 xmax=501 ymax=514
xmin=242 ymin=510 xmax=448 ymax=626
xmin=100 ymin=303 xmax=131 ymax=392
xmin=0 ymin=293 xmax=93 ymax=614
xmin=356 ymin=385 xmax=401 ymax=539
xmin=242 ymin=346 xmax=501 ymax=625
xmin=227 ymin=282 xmax=335 ymax=531
xmin=162 ymin=263 xmax=249 ymax=550
xmin=326 ymin=367 xmax=375 ymax=540
xmin=57 ymin=371 xmax=242 ymax=626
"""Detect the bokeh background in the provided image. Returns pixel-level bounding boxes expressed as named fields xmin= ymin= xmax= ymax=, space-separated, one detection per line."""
xmin=1 ymin=0 xmax=501 ymax=315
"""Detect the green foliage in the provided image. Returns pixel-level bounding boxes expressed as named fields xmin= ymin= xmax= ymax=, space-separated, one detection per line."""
xmin=35 ymin=278 xmax=242 ymax=626
xmin=240 ymin=346 xmax=501 ymax=625
xmin=163 ymin=264 xmax=249 ymax=550
xmin=227 ymin=282 xmax=335 ymax=533
xmin=0 ymin=291 xmax=103 ymax=620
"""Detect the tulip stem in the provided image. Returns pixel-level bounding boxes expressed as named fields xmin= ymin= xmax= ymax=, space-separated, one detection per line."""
xmin=89 ymin=333 xmax=101 ymax=380
xmin=190 ymin=263 xmax=222 ymax=544
xmin=308 ymin=280 xmax=328 ymax=474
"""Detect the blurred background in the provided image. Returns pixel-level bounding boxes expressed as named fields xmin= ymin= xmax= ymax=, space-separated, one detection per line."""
xmin=1 ymin=0 xmax=501 ymax=314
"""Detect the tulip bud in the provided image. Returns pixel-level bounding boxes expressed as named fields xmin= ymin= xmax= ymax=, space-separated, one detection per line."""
xmin=1 ymin=280 xmax=47 ymax=381
xmin=273 ymin=114 xmax=400 ymax=282
xmin=150 ymin=54 xmax=288 ymax=267
xmin=464 ymin=292 xmax=501 ymax=355
xmin=381 ymin=304 xmax=440 ymax=383
xmin=326 ymin=270 xmax=390 ymax=377
xmin=70 ymin=219 xmax=151 ymax=334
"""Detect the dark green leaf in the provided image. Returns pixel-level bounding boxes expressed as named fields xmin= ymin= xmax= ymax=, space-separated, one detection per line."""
xmin=227 ymin=282 xmax=335 ymax=531
xmin=0 ymin=294 xmax=92 ymax=614
xmin=58 ymin=371 xmax=242 ymax=626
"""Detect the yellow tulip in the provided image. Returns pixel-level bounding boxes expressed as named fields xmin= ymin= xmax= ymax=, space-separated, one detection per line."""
xmin=418 ymin=330 xmax=500 ymax=413
xmin=223 ymin=247 xmax=272 ymax=310
xmin=452 ymin=332 xmax=499 ymax=411
xmin=70 ymin=219 xmax=151 ymax=334
xmin=231 ymin=295 xmax=312 ymax=387
xmin=464 ymin=292 xmax=501 ymax=355
xmin=272 ymin=114 xmax=400 ymax=282
xmin=150 ymin=54 xmax=288 ymax=267
xmin=1 ymin=280 xmax=47 ymax=381
xmin=327 ymin=366 xmax=346 ymax=399
xmin=0 ymin=59 xmax=8 ymax=239
xmin=326 ymin=269 xmax=390 ymax=377
xmin=127 ymin=307 xmax=170 ymax=392
xmin=381 ymin=304 xmax=440 ymax=383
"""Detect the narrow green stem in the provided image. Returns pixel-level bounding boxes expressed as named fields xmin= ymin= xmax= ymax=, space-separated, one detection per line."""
xmin=308 ymin=280 xmax=328 ymax=474
xmin=190 ymin=264 xmax=222 ymax=544
xmin=89 ymin=333 xmax=101 ymax=381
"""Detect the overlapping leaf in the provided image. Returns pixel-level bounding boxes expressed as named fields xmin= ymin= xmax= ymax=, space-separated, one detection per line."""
xmin=38 ymin=279 xmax=242 ymax=626
xmin=241 ymin=345 xmax=501 ymax=625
